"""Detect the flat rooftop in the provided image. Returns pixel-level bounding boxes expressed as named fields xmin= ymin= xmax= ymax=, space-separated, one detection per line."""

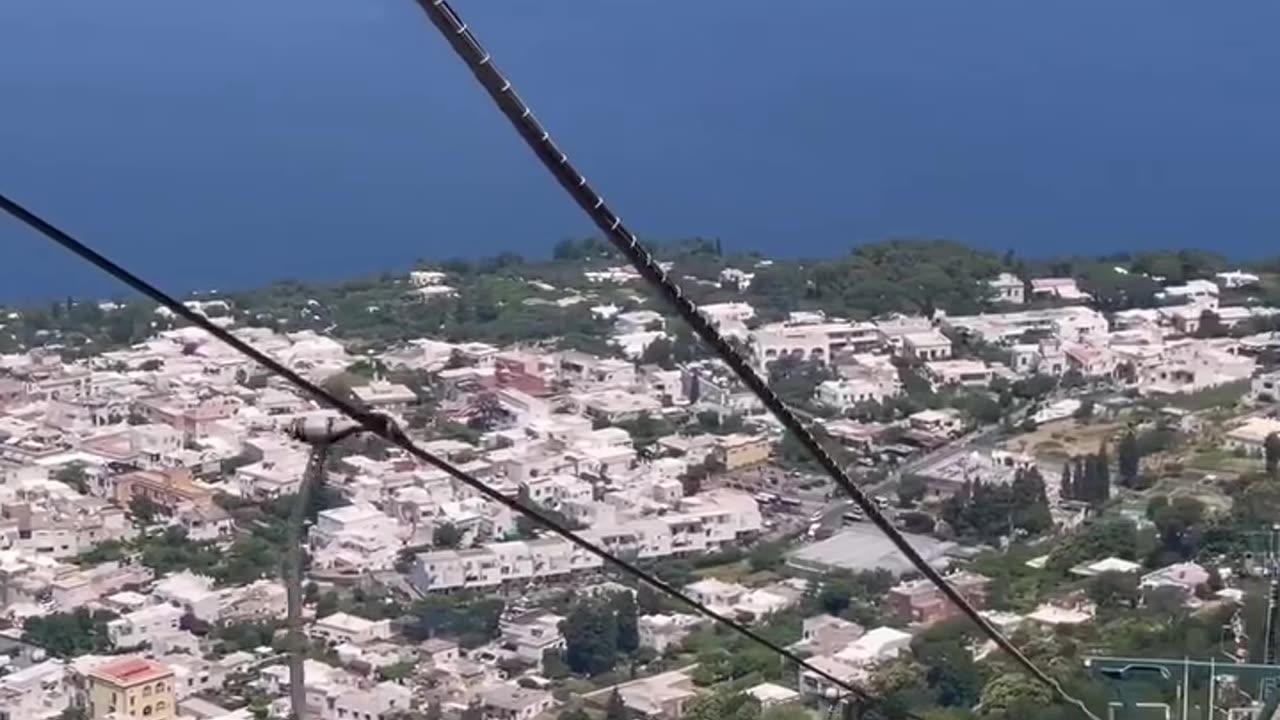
xmin=787 ymin=525 xmax=957 ymax=576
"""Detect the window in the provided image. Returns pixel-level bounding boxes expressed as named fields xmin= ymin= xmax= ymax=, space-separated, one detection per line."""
xmin=143 ymin=706 xmax=153 ymax=716
xmin=155 ymin=702 xmax=167 ymax=712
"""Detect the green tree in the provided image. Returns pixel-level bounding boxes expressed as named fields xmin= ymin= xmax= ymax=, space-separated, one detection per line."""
xmin=433 ymin=522 xmax=463 ymax=549
xmin=1010 ymin=467 xmax=1052 ymax=535
xmin=1059 ymin=461 xmax=1074 ymax=502
xmin=818 ymin=576 xmax=854 ymax=615
xmin=128 ymin=494 xmax=166 ymax=525
xmin=612 ymin=592 xmax=640 ymax=654
xmin=977 ymin=673 xmax=1053 ymax=720
xmin=1046 ymin=517 xmax=1142 ymax=575
xmin=639 ymin=336 xmax=676 ymax=369
xmin=52 ymin=463 xmax=90 ymax=494
xmin=1148 ymin=495 xmax=1207 ymax=564
xmin=915 ymin=633 xmax=984 ymax=708
xmin=23 ymin=608 xmax=118 ymax=657
xmin=559 ymin=707 xmax=591 ymax=720
xmin=1196 ymin=309 xmax=1227 ymax=338
xmin=1096 ymin=439 xmax=1111 ymax=494
xmin=1087 ymin=571 xmax=1140 ymax=611
xmin=898 ymin=474 xmax=928 ymax=507
xmin=1266 ymin=432 xmax=1280 ymax=476
xmin=562 ymin=601 xmax=619 ymax=675
xmin=404 ymin=595 xmax=505 ymax=648
xmin=900 ymin=511 xmax=936 ymax=534
xmin=682 ymin=690 xmax=761 ymax=720
xmin=1117 ymin=430 xmax=1141 ymax=487
xmin=749 ymin=540 xmax=787 ymax=573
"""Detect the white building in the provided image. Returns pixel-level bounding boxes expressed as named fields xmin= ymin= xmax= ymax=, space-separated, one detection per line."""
xmin=815 ymin=378 xmax=897 ymax=409
xmin=1251 ymin=370 xmax=1280 ymax=403
xmin=349 ymin=380 xmax=418 ymax=411
xmin=500 ymin=611 xmax=566 ymax=664
xmin=1225 ymin=417 xmax=1280 ymax=455
xmin=924 ymin=359 xmax=995 ymax=389
xmin=1138 ymin=341 xmax=1255 ymax=396
xmin=1159 ymin=279 xmax=1220 ymax=303
xmin=750 ymin=320 xmax=880 ymax=368
xmin=1009 ymin=341 xmax=1067 ymax=376
xmin=411 ymin=491 xmax=762 ymax=592
xmin=901 ymin=330 xmax=953 ymax=361
xmin=107 ymin=603 xmax=184 ymax=649
xmin=311 ymin=612 xmax=393 ymax=646
xmin=478 ymin=684 xmax=556 ymax=720
xmin=1216 ymin=270 xmax=1261 ymax=289
xmin=943 ymin=306 xmax=1108 ymax=345
xmin=638 ymin=613 xmax=705 ymax=653
xmin=1030 ymin=277 xmax=1091 ymax=302
xmin=988 ymin=273 xmax=1025 ymax=304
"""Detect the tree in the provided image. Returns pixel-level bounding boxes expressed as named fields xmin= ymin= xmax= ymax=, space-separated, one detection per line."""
xmin=1149 ymin=495 xmax=1207 ymax=564
xmin=315 ymin=591 xmax=340 ymax=617
xmin=898 ymin=474 xmax=928 ymax=507
xmin=1088 ymin=571 xmax=1140 ymax=610
xmin=605 ymin=689 xmax=629 ymax=720
xmin=1266 ymin=432 xmax=1280 ymax=477
xmin=1059 ymin=461 xmax=1074 ymax=502
xmin=404 ymin=595 xmax=505 ymax=648
xmin=562 ymin=601 xmax=619 ymax=675
xmin=543 ymin=649 xmax=571 ymax=679
xmin=914 ymin=632 xmax=984 ymax=708
xmin=1117 ymin=430 xmax=1141 ymax=487
xmin=23 ymin=608 xmax=118 ymax=657
xmin=900 ymin=511 xmax=936 ymax=534
xmin=639 ymin=336 xmax=676 ymax=369
xmin=977 ymin=673 xmax=1053 ymax=720
xmin=1046 ymin=517 xmax=1142 ymax=576
xmin=1010 ymin=467 xmax=1052 ymax=535
xmin=52 ymin=463 xmax=90 ymax=494
xmin=1096 ymin=439 xmax=1111 ymax=495
xmin=749 ymin=540 xmax=787 ymax=572
xmin=682 ymin=690 xmax=761 ymax=720
xmin=612 ymin=592 xmax=640 ymax=654
xmin=433 ymin=522 xmax=462 ymax=549
xmin=559 ymin=708 xmax=591 ymax=720
xmin=1196 ymin=309 xmax=1227 ymax=338
xmin=818 ymin=575 xmax=854 ymax=615
xmin=128 ymin=494 xmax=166 ymax=526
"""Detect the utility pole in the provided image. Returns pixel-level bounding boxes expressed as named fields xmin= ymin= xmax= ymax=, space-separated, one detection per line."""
xmin=283 ymin=416 xmax=377 ymax=720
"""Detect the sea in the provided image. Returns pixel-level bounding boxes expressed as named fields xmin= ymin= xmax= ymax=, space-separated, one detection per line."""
xmin=2 ymin=0 xmax=1279 ymax=302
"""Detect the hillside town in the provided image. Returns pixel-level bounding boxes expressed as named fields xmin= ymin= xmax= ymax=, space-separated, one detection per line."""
xmin=2 ymin=244 xmax=1280 ymax=720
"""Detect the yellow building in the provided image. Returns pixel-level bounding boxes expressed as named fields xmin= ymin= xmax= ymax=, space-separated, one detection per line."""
xmin=84 ymin=657 xmax=175 ymax=720
xmin=713 ymin=433 xmax=771 ymax=470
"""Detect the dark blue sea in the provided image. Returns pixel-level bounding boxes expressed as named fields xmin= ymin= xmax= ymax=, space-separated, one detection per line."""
xmin=3 ymin=0 xmax=1279 ymax=301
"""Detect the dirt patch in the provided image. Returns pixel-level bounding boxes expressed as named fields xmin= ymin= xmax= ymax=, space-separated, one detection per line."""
xmin=1000 ymin=418 xmax=1128 ymax=463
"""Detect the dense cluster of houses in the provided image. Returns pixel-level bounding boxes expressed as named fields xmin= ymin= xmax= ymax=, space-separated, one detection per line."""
xmin=0 ymin=260 xmax=1275 ymax=720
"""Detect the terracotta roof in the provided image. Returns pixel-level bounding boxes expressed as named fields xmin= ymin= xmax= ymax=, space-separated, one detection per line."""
xmin=90 ymin=657 xmax=171 ymax=686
